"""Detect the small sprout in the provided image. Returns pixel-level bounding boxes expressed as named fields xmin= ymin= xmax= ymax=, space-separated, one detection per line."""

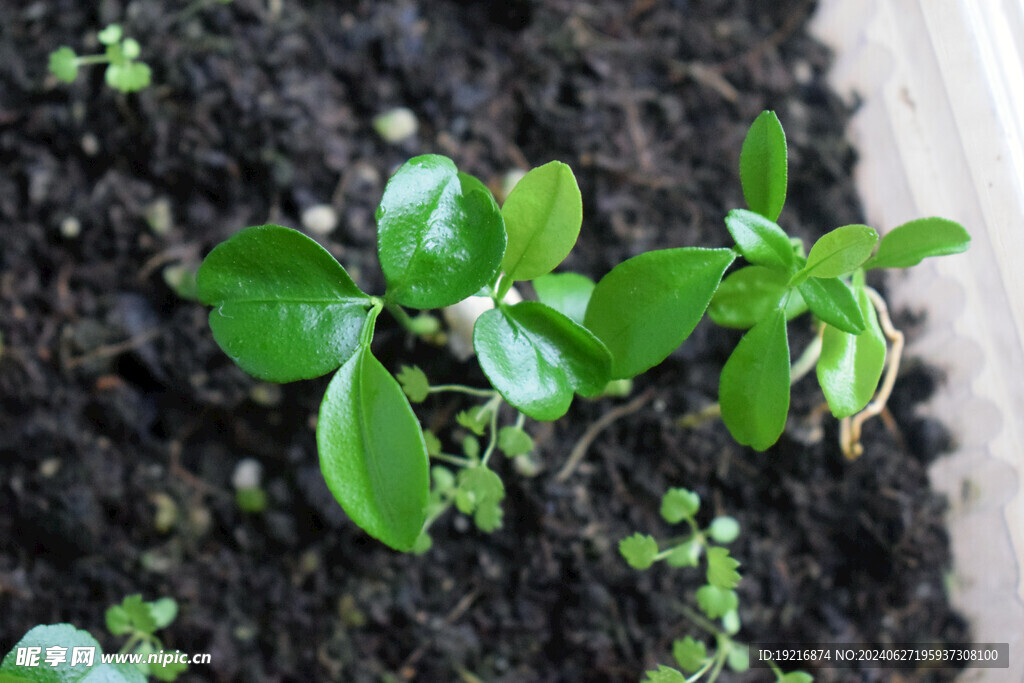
xmin=454 ymin=467 xmax=504 ymax=532
xmin=672 ymin=636 xmax=708 ymax=673
xmin=48 ymin=23 xmax=151 ymax=94
xmin=661 ymin=487 xmax=700 ymax=523
xmin=397 ymin=365 xmax=430 ymax=402
xmin=232 ymin=458 xmax=267 ymax=513
xmin=373 ymin=106 xmax=419 ymax=143
xmin=49 ymin=47 xmax=79 ymax=83
xmin=695 ymin=585 xmax=738 ymax=619
xmin=707 ymin=516 xmax=740 ymax=544
xmin=456 ymin=406 xmax=490 ymax=436
xmin=145 ymin=197 xmax=173 ymax=235
xmin=619 ymin=533 xmax=659 ymax=570
xmin=705 ymin=546 xmax=741 ymax=589
xmin=665 ymin=539 xmax=702 ymax=568
xmin=98 ymin=24 xmax=124 ymax=45
xmin=151 ymin=492 xmax=179 ymax=533
xmin=236 ymin=487 xmax=268 ymax=513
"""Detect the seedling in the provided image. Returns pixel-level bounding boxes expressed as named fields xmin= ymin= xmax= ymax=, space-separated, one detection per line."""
xmin=622 ymin=488 xmax=811 ymax=683
xmin=49 ymin=24 xmax=152 ymax=93
xmin=704 ymin=111 xmax=970 ymax=455
xmin=196 ymin=112 xmax=968 ymax=553
xmin=0 ymin=596 xmax=186 ymax=682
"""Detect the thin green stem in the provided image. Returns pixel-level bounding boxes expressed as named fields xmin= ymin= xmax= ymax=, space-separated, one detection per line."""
xmin=684 ymin=658 xmax=716 ymax=683
xmin=429 ymin=384 xmax=498 ymax=398
xmin=478 ymin=395 xmax=503 ymax=467
xmin=493 ymin=272 xmax=513 ymax=304
xmin=430 ymin=452 xmax=475 ymax=468
xmin=75 ymin=54 xmax=111 ymax=66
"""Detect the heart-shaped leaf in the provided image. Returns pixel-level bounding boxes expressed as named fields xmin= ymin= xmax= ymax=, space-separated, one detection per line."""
xmin=865 ymin=216 xmax=970 ymax=270
xmin=532 ymin=271 xmax=595 ymax=325
xmin=197 ymin=224 xmax=372 ymax=382
xmin=724 ymin=209 xmax=793 ymax=271
xmin=584 ymin=248 xmax=735 ymax=379
xmin=719 ymin=307 xmax=790 ymax=451
xmin=317 ymin=346 xmax=430 ymax=551
xmin=792 ymin=224 xmax=878 ymax=283
xmin=474 ymin=302 xmax=611 ymax=421
xmin=816 ymin=284 xmax=887 ymax=417
xmin=377 ymin=155 xmax=506 ymax=309
xmin=709 ymin=265 xmax=807 ymax=329
xmin=740 ymin=110 xmax=788 ymax=222
xmin=797 ymin=276 xmax=865 ymax=334
xmin=501 ymin=161 xmax=583 ymax=281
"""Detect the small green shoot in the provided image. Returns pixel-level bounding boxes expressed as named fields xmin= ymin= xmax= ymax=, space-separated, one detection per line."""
xmin=48 ymin=24 xmax=152 ymax=93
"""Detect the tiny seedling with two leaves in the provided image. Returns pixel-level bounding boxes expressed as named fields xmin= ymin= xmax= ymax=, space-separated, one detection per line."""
xmin=49 ymin=23 xmax=152 ymax=93
xmin=621 ymin=488 xmax=811 ymax=683
xmin=0 ymin=596 xmax=186 ymax=682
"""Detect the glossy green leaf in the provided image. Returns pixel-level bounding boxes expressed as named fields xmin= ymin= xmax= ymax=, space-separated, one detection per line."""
xmin=584 ymin=248 xmax=735 ymax=378
xmin=532 ymin=272 xmax=595 ymax=326
xmin=474 ymin=301 xmax=611 ymax=421
xmin=500 ymin=161 xmax=583 ymax=281
xmin=719 ymin=308 xmax=790 ymax=451
xmin=865 ymin=216 xmax=970 ymax=269
xmin=377 ymin=155 xmax=506 ymax=309
xmin=619 ymin=533 xmax=659 ymax=570
xmin=317 ymin=346 xmax=430 ymax=551
xmin=724 ymin=209 xmax=793 ymax=270
xmin=709 ymin=265 xmax=807 ymax=329
xmin=797 ymin=276 xmax=865 ymax=334
xmin=816 ymin=285 xmax=886 ymax=417
xmin=673 ymin=637 xmax=708 ymax=674
xmin=740 ymin=110 xmax=788 ymax=221
xmin=0 ymin=624 xmax=146 ymax=683
xmin=793 ymin=224 xmax=878 ymax=283
xmin=197 ymin=224 xmax=372 ymax=382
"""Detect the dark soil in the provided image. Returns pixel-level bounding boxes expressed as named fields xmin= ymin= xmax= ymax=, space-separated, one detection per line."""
xmin=1 ymin=1 xmax=967 ymax=681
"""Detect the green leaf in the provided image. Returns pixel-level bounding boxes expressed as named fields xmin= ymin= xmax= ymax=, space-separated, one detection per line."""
xmin=455 ymin=407 xmax=489 ymax=436
xmin=793 ymin=225 xmax=878 ymax=282
xmin=673 ymin=636 xmax=708 ymax=673
xmin=584 ymin=248 xmax=735 ymax=379
xmin=98 ymin=24 xmax=123 ymax=45
xmin=724 ymin=209 xmax=793 ymax=270
xmin=727 ymin=644 xmax=750 ymax=672
xmin=532 ymin=272 xmax=595 ymax=326
xmin=707 ymin=516 xmax=740 ymax=544
xmin=48 ymin=47 xmax=79 ymax=83
xmin=105 ymin=604 xmax=132 ymax=636
xmin=498 ymin=426 xmax=533 ymax=456
xmin=377 ymin=155 xmax=506 ymax=309
xmin=197 ymin=225 xmax=372 ymax=382
xmin=474 ymin=302 xmax=611 ymax=421
xmin=816 ymin=284 xmax=886 ymax=417
xmin=695 ymin=585 xmax=738 ymax=619
xmin=706 ymin=547 xmax=742 ymax=589
xmin=619 ymin=533 xmax=659 ymax=570
xmin=642 ymin=665 xmax=687 ymax=683
xmin=719 ymin=308 xmax=790 ymax=451
xmin=423 ymin=431 xmax=443 ymax=457
xmin=120 ymin=595 xmax=157 ymax=635
xmin=105 ymin=61 xmax=151 ymax=92
xmin=865 ymin=216 xmax=970 ymax=270
xmin=396 ymin=365 xmax=430 ymax=403
xmin=665 ymin=540 xmax=702 ymax=568
xmin=740 ymin=110 xmax=788 ymax=222
xmin=149 ymin=655 xmax=187 ymax=682
xmin=661 ymin=487 xmax=700 ymax=523
xmin=317 ymin=346 xmax=430 ymax=551
xmin=709 ymin=265 xmax=807 ymax=329
xmin=500 ymin=161 xmax=583 ymax=281
xmin=797 ymin=276 xmax=864 ymax=334
xmin=149 ymin=599 xmax=178 ymax=630
xmin=0 ymin=624 xmax=146 ymax=683
xmin=778 ymin=673 xmax=814 ymax=683
xmin=455 ymin=467 xmax=505 ymax=532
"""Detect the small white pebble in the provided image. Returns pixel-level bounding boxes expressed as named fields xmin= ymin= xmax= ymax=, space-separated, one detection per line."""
xmin=301 ymin=203 xmax=339 ymax=235
xmin=231 ymin=458 xmax=263 ymax=491
xmin=145 ymin=197 xmax=173 ymax=235
xmin=60 ymin=216 xmax=81 ymax=239
xmin=498 ymin=168 xmax=528 ymax=203
xmin=373 ymin=107 xmax=419 ymax=143
xmin=80 ymin=133 xmax=100 ymax=156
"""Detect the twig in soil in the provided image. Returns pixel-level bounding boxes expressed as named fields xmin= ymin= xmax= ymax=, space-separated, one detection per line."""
xmin=840 ymin=287 xmax=905 ymax=459
xmin=555 ymin=389 xmax=655 ymax=482
xmin=63 ymin=328 xmax=162 ymax=369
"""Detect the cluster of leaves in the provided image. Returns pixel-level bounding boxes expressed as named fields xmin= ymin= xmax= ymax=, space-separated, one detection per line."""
xmin=621 ymin=489 xmax=811 ymax=683
xmin=709 ymin=111 xmax=971 ymax=450
xmin=49 ymin=24 xmax=151 ymax=93
xmin=196 ymin=111 xmax=970 ymax=553
xmin=0 ymin=596 xmax=185 ymax=683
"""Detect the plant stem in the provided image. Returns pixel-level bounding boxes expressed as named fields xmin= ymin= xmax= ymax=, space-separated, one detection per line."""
xmin=556 ymin=388 xmax=656 ymax=482
xmin=429 ymin=384 xmax=498 ymax=398
xmin=430 ymin=452 xmax=475 ymax=468
xmin=478 ymin=395 xmax=503 ymax=467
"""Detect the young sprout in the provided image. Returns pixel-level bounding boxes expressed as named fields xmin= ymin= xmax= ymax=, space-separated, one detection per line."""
xmin=49 ymin=23 xmax=151 ymax=93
